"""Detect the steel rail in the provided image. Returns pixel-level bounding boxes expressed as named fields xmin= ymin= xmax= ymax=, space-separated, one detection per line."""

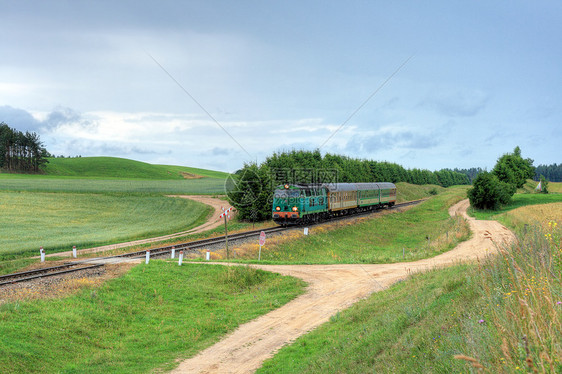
xmin=0 ymin=264 xmax=104 ymax=286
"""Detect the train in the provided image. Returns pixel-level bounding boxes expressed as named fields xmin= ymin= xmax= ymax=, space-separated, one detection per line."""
xmin=272 ymin=182 xmax=397 ymax=225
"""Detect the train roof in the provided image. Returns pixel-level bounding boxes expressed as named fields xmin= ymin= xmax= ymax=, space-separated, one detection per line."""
xmin=275 ymin=182 xmax=396 ymax=192
xmin=325 ymin=182 xmax=396 ymax=192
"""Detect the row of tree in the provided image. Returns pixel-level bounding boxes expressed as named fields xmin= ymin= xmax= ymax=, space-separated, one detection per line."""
xmin=228 ymin=150 xmax=470 ymax=221
xmin=263 ymin=150 xmax=470 ymax=187
xmin=0 ymin=122 xmax=49 ymax=173
xmin=468 ymin=146 xmax=536 ymax=210
xmin=534 ymin=163 xmax=562 ymax=182
xmin=454 ymin=163 xmax=561 ymax=184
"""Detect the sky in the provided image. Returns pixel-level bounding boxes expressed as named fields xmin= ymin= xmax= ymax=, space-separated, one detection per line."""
xmin=1 ymin=1 xmax=560 ymax=173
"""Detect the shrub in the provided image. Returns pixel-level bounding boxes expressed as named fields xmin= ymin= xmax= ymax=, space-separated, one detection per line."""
xmin=467 ymin=171 xmax=515 ymax=210
xmin=539 ymin=175 xmax=549 ymax=194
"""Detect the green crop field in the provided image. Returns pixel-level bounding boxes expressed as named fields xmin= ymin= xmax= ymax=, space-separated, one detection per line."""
xmin=42 ymin=156 xmax=230 ymax=179
xmin=0 ymin=156 xmax=229 ymax=194
xmin=0 ymin=157 xmax=232 ymax=260
xmin=0 ymin=191 xmax=211 ymax=260
xmin=0 ymin=177 xmax=226 ymax=194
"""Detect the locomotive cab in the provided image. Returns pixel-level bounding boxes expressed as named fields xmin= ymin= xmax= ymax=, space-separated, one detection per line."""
xmin=272 ymin=184 xmax=304 ymax=224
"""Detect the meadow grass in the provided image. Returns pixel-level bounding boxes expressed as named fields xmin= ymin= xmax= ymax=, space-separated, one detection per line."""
xmin=257 ymin=196 xmax=562 ymax=373
xmin=232 ymin=186 xmax=470 ymax=264
xmin=395 ymin=182 xmax=444 ymax=203
xmin=0 ymin=191 xmax=211 ymax=260
xmin=0 ymin=262 xmax=306 ymax=373
xmin=41 ymin=156 xmax=230 ymax=179
xmin=468 ymin=193 xmax=562 ymax=222
xmin=0 ymin=157 xmax=229 ymax=194
xmin=519 ymin=179 xmax=562 ymax=194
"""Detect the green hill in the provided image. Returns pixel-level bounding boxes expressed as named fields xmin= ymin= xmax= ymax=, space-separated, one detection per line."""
xmin=42 ymin=157 xmax=229 ymax=180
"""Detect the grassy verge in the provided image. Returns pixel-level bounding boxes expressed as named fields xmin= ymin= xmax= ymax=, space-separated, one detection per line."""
xmin=0 ymin=191 xmax=211 ymax=260
xmin=231 ymin=186 xmax=470 ymax=264
xmin=0 ymin=262 xmax=306 ymax=373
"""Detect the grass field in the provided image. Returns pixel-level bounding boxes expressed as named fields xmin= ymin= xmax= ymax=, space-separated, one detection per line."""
xmin=395 ymin=182 xmax=444 ymax=202
xmin=0 ymin=177 xmax=227 ymax=194
xmin=42 ymin=156 xmax=230 ymax=179
xmin=519 ymin=179 xmax=562 ymax=194
xmin=0 ymin=262 xmax=306 ymax=373
xmin=230 ymin=186 xmax=470 ymax=264
xmin=0 ymin=192 xmax=211 ymax=260
xmin=0 ymin=157 xmax=229 ymax=194
xmin=258 ymin=193 xmax=562 ymax=373
xmin=468 ymin=193 xmax=562 ymax=223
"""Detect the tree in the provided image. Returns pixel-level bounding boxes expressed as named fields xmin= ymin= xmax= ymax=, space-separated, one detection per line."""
xmin=0 ymin=122 xmax=49 ymax=173
xmin=539 ymin=175 xmax=549 ymax=194
xmin=468 ymin=171 xmax=516 ymax=210
xmin=225 ymin=163 xmax=272 ymax=221
xmin=492 ymin=146 xmax=534 ymax=189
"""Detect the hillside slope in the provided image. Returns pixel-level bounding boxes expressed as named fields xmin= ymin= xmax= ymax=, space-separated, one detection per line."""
xmin=43 ymin=157 xmax=228 ymax=180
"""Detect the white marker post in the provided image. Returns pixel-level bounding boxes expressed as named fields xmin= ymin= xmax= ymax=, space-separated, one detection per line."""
xmin=40 ymin=246 xmax=45 ymax=263
xmin=304 ymin=227 xmax=309 ymax=235
xmin=178 ymin=250 xmax=183 ymax=266
xmin=72 ymin=246 xmax=77 ymax=258
xmin=258 ymin=231 xmax=266 ymax=261
xmin=145 ymin=250 xmax=150 ymax=264
xmin=206 ymin=249 xmax=210 ymax=261
xmin=171 ymin=246 xmax=175 ymax=259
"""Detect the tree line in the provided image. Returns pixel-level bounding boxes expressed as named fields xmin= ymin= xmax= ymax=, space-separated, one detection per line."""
xmin=263 ymin=150 xmax=470 ymax=187
xmin=534 ymin=163 xmax=562 ymax=182
xmin=0 ymin=122 xmax=50 ymax=173
xmin=227 ymin=149 xmax=470 ymax=221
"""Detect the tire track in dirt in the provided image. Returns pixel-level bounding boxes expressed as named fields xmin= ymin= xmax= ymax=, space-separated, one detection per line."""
xmin=171 ymin=199 xmax=515 ymax=373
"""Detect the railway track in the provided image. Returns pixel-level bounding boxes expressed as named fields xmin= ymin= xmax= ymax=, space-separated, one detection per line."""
xmin=0 ymin=263 xmax=104 ymax=286
xmin=1 ymin=199 xmax=424 ymax=287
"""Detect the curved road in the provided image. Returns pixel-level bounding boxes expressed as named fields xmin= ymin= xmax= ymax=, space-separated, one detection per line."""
xmin=171 ymin=199 xmax=515 ymax=373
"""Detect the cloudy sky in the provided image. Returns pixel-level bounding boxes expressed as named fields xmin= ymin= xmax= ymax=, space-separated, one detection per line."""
xmin=1 ymin=1 xmax=560 ymax=173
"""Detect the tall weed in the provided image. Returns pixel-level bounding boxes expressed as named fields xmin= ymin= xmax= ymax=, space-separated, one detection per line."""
xmin=460 ymin=221 xmax=561 ymax=372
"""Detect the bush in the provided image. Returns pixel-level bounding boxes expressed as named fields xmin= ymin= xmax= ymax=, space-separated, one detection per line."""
xmin=467 ymin=171 xmax=515 ymax=210
xmin=539 ymin=175 xmax=549 ymax=194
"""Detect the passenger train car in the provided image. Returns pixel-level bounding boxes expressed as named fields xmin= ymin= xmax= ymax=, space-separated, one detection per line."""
xmin=272 ymin=182 xmax=396 ymax=225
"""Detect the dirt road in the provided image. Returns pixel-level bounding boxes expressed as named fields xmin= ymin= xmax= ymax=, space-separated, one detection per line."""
xmin=171 ymin=199 xmax=515 ymax=373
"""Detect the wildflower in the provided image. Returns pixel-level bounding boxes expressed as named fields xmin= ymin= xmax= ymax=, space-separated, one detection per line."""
xmin=557 ymin=301 xmax=562 ymax=305
xmin=478 ymin=319 xmax=485 ymax=324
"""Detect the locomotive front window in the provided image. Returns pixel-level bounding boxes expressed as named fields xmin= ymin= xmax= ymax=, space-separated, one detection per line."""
xmin=275 ymin=190 xmax=288 ymax=198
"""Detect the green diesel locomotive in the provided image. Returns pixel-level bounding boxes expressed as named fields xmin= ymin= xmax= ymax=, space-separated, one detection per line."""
xmin=272 ymin=182 xmax=396 ymax=225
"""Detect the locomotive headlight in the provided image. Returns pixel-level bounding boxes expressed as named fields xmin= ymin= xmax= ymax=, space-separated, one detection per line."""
xmin=292 ymin=206 xmax=298 ymax=212
xmin=275 ymin=206 xmax=281 ymax=211
xmin=284 ymin=184 xmax=290 ymax=189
